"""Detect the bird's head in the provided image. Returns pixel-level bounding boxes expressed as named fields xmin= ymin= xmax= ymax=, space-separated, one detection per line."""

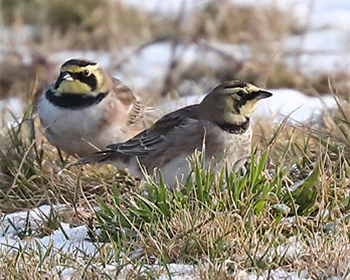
xmin=200 ymin=80 xmax=272 ymax=124
xmin=53 ymin=59 xmax=111 ymax=96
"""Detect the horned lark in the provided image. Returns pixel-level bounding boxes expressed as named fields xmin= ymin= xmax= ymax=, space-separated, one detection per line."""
xmin=38 ymin=58 xmax=155 ymax=156
xmin=78 ymin=80 xmax=272 ymax=186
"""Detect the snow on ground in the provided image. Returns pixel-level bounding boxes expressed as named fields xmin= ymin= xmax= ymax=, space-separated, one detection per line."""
xmin=0 ymin=205 xmax=65 ymax=237
xmin=117 ymin=0 xmax=210 ymax=19
xmin=283 ymin=29 xmax=350 ymax=75
xmin=46 ymin=0 xmax=349 ymax=93
xmin=50 ymin=41 xmax=250 ymax=94
xmin=1 ymin=0 xmax=348 ymax=93
xmin=3 ymin=0 xmax=343 ymax=130
xmin=115 ymin=41 xmax=249 ymax=93
xmin=158 ymin=88 xmax=338 ymax=124
xmin=119 ymin=0 xmax=350 ymax=32
xmin=1 ymin=206 xmax=346 ymax=280
xmin=0 ymin=205 xmax=97 ymax=257
xmin=253 ymin=89 xmax=338 ymax=123
xmin=0 ymin=205 xmax=326 ymax=279
xmin=117 ymin=0 xmax=349 ymax=90
xmin=115 ymin=0 xmax=349 ymax=81
xmin=239 ymin=269 xmax=312 ymax=280
xmin=0 ymin=97 xmax=25 ymax=131
xmin=0 ymin=85 xmax=338 ymax=130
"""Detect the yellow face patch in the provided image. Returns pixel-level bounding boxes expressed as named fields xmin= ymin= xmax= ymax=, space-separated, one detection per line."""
xmin=239 ymin=100 xmax=259 ymax=117
xmin=56 ymin=64 xmax=103 ymax=95
xmin=220 ymin=83 xmax=262 ymax=122
xmin=57 ymin=79 xmax=91 ymax=94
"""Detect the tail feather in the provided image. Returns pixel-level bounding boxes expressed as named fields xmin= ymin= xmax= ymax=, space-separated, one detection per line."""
xmin=64 ymin=149 xmax=141 ymax=178
xmin=73 ymin=150 xmax=118 ymax=166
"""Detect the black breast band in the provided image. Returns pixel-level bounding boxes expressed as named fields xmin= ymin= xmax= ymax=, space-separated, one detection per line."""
xmin=215 ymin=118 xmax=250 ymax=134
xmin=46 ymin=88 xmax=108 ymax=109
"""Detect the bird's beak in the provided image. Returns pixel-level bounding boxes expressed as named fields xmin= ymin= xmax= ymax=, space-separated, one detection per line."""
xmin=256 ymin=90 xmax=273 ymax=100
xmin=62 ymin=73 xmax=74 ymax=81
xmin=54 ymin=72 xmax=73 ymax=89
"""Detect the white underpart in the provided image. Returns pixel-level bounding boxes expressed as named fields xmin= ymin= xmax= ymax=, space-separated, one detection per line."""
xmin=157 ymin=154 xmax=191 ymax=187
xmin=38 ymin=94 xmax=125 ymax=155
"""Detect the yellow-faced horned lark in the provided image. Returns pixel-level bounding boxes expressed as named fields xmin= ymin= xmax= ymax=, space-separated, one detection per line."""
xmin=38 ymin=58 xmax=156 ymax=156
xmin=77 ymin=81 xmax=272 ymax=185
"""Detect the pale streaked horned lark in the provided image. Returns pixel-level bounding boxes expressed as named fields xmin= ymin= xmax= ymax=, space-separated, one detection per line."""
xmin=77 ymin=80 xmax=272 ymax=186
xmin=38 ymin=58 xmax=156 ymax=156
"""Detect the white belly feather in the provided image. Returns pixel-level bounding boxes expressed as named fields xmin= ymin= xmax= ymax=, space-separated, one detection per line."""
xmin=38 ymin=94 xmax=125 ymax=155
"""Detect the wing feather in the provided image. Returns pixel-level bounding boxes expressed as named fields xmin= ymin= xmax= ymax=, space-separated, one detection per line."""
xmin=112 ymin=78 xmax=158 ymax=129
xmin=105 ymin=105 xmax=198 ymax=156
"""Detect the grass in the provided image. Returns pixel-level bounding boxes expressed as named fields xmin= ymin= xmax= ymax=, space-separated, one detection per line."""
xmin=0 ymin=94 xmax=349 ymax=279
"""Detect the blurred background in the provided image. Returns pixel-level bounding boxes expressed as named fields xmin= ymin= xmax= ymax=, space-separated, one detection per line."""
xmin=0 ymin=0 xmax=349 ymax=126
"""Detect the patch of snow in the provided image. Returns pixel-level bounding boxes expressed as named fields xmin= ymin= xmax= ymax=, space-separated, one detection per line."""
xmin=59 ymin=267 xmax=78 ymax=279
xmin=233 ymin=0 xmax=349 ymax=29
xmin=115 ymin=41 xmax=249 ymax=92
xmin=158 ymin=88 xmax=338 ymax=124
xmin=49 ymin=263 xmax=118 ymax=280
xmin=0 ymin=205 xmax=100 ymax=259
xmin=253 ymin=89 xmax=338 ymax=124
xmin=39 ymin=225 xmax=96 ymax=256
xmin=0 ymin=205 xmax=344 ymax=280
xmin=0 ymin=25 xmax=36 ymax=48
xmin=306 ymin=0 xmax=350 ymax=31
xmin=283 ymin=30 xmax=350 ymax=74
xmin=118 ymin=0 xmax=350 ymax=33
xmin=158 ymin=95 xmax=204 ymax=113
xmin=285 ymin=30 xmax=348 ymax=54
xmin=0 ymin=204 xmax=66 ymax=237
xmin=50 ymin=42 xmax=244 ymax=94
xmin=116 ymin=0 xmax=349 ymax=77
xmin=272 ymin=204 xmax=291 ymax=214
xmin=117 ymin=0 xmax=209 ymax=18
xmin=58 ymin=262 xmax=327 ymax=280
xmin=275 ymin=236 xmax=305 ymax=260
xmin=239 ymin=268 xmax=311 ymax=280
xmin=0 ymin=226 xmax=97 ymax=259
xmin=0 ymin=97 xmax=25 ymax=130
xmin=237 ymin=0 xmax=350 ymax=75
xmin=118 ymin=263 xmax=197 ymax=280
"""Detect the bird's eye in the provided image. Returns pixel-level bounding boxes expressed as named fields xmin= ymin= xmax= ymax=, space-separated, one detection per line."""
xmin=236 ymin=91 xmax=245 ymax=98
xmin=82 ymin=69 xmax=90 ymax=76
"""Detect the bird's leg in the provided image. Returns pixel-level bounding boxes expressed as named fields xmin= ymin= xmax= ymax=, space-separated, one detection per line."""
xmin=56 ymin=146 xmax=65 ymax=163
